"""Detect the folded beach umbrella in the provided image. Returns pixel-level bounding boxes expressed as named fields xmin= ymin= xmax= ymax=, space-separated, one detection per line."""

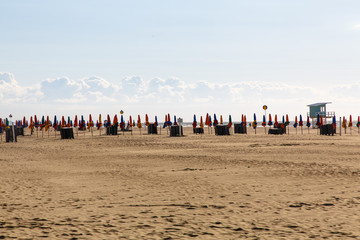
xmin=243 ymin=115 xmax=246 ymax=127
xmin=174 ymin=115 xmax=178 ymax=126
xmin=0 ymin=119 xmax=3 ymax=133
xmin=342 ymin=116 xmax=347 ymax=128
xmin=137 ymin=115 xmax=142 ymax=128
xmin=357 ymin=116 xmax=360 ymax=128
xmin=154 ymin=116 xmax=158 ymax=127
xmin=22 ymin=117 xmax=28 ymax=128
xmin=193 ymin=114 xmax=197 ymax=129
xmin=268 ymin=114 xmax=273 ymax=126
xmin=34 ymin=115 xmax=39 ymax=128
xmin=349 ymin=115 xmax=353 ymax=128
xmin=40 ymin=116 xmax=45 ymax=130
xmin=209 ymin=115 xmax=212 ymax=126
xmin=213 ymin=114 xmax=218 ymax=126
xmin=274 ymin=114 xmax=278 ymax=128
xmin=293 ymin=116 xmax=298 ymax=128
xmin=113 ymin=114 xmax=118 ymax=127
xmin=87 ymin=114 xmax=92 ymax=129
xmin=299 ymin=115 xmax=303 ymax=127
xmin=68 ymin=116 xmax=71 ymax=127
xmin=252 ymin=113 xmax=257 ymax=128
xmin=145 ymin=114 xmax=150 ymax=126
xmin=29 ymin=116 xmax=34 ymax=130
xmin=45 ymin=116 xmax=50 ymax=131
xmin=316 ymin=114 xmax=320 ymax=126
xmin=74 ymin=115 xmax=78 ymax=128
xmin=167 ymin=113 xmax=172 ymax=126
xmin=5 ymin=118 xmax=9 ymax=130
xmin=81 ymin=115 xmax=86 ymax=129
xmin=205 ymin=113 xmax=210 ymax=126
xmin=200 ymin=116 xmax=204 ymax=128
xmin=61 ymin=116 xmax=65 ymax=128
xmin=98 ymin=114 xmax=102 ymax=130
xmin=306 ymin=116 xmax=311 ymax=128
xmin=228 ymin=115 xmax=232 ymax=128
xmin=220 ymin=115 xmax=223 ymax=125
xmin=107 ymin=114 xmax=111 ymax=127
xmin=285 ymin=114 xmax=290 ymax=126
xmin=333 ymin=115 xmax=336 ymax=129
xmin=281 ymin=115 xmax=285 ymax=129
xmin=120 ymin=115 xmax=125 ymax=129
xmin=262 ymin=115 xmax=266 ymax=127
xmin=53 ymin=116 xmax=58 ymax=129
xmin=163 ymin=114 xmax=168 ymax=128
xmin=320 ymin=116 xmax=323 ymax=126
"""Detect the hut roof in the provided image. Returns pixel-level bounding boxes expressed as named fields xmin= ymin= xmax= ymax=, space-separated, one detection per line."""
xmin=306 ymin=102 xmax=331 ymax=107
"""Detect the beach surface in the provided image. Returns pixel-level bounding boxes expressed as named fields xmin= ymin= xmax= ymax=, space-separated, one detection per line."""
xmin=1 ymin=127 xmax=360 ymax=239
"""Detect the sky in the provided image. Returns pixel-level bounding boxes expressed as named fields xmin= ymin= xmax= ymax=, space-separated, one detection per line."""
xmin=1 ymin=0 xmax=360 ymax=122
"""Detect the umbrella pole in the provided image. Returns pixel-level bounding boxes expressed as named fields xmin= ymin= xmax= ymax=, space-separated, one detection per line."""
xmin=159 ymin=126 xmax=161 ymax=135
xmin=264 ymin=126 xmax=266 ymax=135
xmin=140 ymin=128 xmax=141 ymax=135
xmin=91 ymin=127 xmax=93 ymax=137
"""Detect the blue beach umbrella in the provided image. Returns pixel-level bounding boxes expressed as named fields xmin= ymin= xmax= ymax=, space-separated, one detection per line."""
xmin=316 ymin=114 xmax=320 ymax=126
xmin=213 ymin=114 xmax=218 ymax=126
xmin=252 ymin=113 xmax=257 ymax=128
xmin=120 ymin=115 xmax=125 ymax=129
xmin=299 ymin=114 xmax=303 ymax=127
xmin=262 ymin=115 xmax=266 ymax=127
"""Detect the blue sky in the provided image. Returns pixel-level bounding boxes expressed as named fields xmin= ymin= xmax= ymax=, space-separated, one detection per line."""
xmin=1 ymin=1 xmax=360 ymax=121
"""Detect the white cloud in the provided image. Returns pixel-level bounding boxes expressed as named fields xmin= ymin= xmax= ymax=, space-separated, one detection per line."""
xmin=0 ymin=72 xmax=40 ymax=103
xmin=1 ymin=72 xmax=360 ymax=120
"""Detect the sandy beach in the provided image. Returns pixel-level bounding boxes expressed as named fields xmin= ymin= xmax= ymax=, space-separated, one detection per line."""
xmin=1 ymin=127 xmax=360 ymax=239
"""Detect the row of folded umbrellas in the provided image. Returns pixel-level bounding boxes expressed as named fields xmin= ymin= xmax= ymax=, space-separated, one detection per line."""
xmin=0 ymin=113 xmax=359 ymax=133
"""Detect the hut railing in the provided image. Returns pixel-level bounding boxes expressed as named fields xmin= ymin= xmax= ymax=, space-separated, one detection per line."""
xmin=307 ymin=111 xmax=335 ymax=118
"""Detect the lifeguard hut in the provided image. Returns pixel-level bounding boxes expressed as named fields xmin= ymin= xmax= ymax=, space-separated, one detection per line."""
xmin=307 ymin=102 xmax=335 ymax=127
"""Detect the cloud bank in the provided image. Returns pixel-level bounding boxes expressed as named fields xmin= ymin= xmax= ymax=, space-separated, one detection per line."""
xmin=0 ymin=72 xmax=359 ymax=120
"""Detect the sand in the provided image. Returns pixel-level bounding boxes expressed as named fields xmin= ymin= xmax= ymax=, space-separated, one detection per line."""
xmin=0 ymin=126 xmax=360 ymax=239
